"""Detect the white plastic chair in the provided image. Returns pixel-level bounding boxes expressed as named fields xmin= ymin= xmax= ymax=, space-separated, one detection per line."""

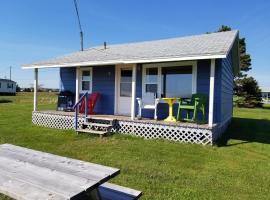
xmin=136 ymin=94 xmax=160 ymax=120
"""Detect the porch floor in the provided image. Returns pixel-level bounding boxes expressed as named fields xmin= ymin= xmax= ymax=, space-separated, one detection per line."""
xmin=38 ymin=110 xmax=214 ymax=129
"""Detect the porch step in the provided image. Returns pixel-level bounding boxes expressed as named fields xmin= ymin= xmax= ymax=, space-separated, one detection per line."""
xmin=83 ymin=122 xmax=112 ymax=128
xmin=86 ymin=116 xmax=115 ymax=123
xmin=77 ymin=117 xmax=116 ymax=137
xmin=76 ymin=129 xmax=107 ymax=135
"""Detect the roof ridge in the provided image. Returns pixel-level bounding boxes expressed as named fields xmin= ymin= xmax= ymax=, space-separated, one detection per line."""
xmin=85 ymin=30 xmax=239 ymax=50
xmin=22 ymin=29 xmax=239 ymax=68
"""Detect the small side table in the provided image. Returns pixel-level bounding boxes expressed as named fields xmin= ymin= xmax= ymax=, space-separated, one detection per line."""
xmin=162 ymin=97 xmax=177 ymax=122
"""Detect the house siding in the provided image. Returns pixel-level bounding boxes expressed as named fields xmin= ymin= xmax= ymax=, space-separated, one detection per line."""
xmin=59 ymin=66 xmax=115 ymax=114
xmin=92 ymin=66 xmax=115 ymax=114
xmin=196 ymin=55 xmax=233 ymax=124
xmin=194 ymin=59 xmax=222 ymax=123
xmin=136 ymin=60 xmax=219 ymax=120
xmin=196 ymin=60 xmax=210 ymax=121
xmin=59 ymin=58 xmax=233 ymax=124
xmin=214 ymin=59 xmax=222 ymax=123
xmin=220 ymin=52 xmax=234 ymax=123
xmin=0 ymin=80 xmax=16 ymax=94
xmin=139 ymin=60 xmax=216 ymax=120
xmin=59 ymin=67 xmax=76 ymax=93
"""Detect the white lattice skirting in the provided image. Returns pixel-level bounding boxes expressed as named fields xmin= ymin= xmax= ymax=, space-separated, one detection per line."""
xmin=32 ymin=112 xmax=229 ymax=145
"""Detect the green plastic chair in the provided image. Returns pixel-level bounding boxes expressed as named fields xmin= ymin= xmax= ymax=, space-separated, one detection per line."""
xmin=176 ymin=94 xmax=207 ymax=123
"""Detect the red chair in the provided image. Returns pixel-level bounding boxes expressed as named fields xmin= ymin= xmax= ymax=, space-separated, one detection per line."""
xmin=79 ymin=92 xmax=100 ymax=115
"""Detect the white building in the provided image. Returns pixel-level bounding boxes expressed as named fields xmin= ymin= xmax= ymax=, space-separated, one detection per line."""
xmin=261 ymin=87 xmax=270 ymax=103
xmin=0 ymin=79 xmax=16 ymax=95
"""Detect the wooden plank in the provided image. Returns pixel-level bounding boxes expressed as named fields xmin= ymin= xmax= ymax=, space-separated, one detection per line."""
xmin=99 ymin=183 xmax=142 ymax=199
xmin=0 ymin=156 xmax=98 ymax=199
xmin=0 ymin=144 xmax=119 ymax=183
xmin=77 ymin=129 xmax=107 ymax=135
xmin=87 ymin=116 xmax=115 ymax=121
xmin=84 ymin=122 xmax=112 ymax=128
xmin=0 ymin=172 xmax=66 ymax=200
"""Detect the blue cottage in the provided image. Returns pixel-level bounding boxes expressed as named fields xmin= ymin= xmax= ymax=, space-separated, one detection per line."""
xmin=23 ymin=30 xmax=240 ymax=145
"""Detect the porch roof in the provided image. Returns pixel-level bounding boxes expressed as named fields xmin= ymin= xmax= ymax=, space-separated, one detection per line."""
xmin=22 ymin=30 xmax=239 ymax=73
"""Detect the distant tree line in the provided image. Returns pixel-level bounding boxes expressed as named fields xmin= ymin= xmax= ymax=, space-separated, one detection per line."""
xmin=16 ymin=84 xmax=59 ymax=93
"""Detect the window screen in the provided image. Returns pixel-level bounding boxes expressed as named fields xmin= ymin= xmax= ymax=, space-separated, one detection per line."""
xmin=81 ymin=70 xmax=91 ymax=91
xmin=162 ymin=66 xmax=192 ymax=98
xmin=145 ymin=68 xmax=158 ymax=93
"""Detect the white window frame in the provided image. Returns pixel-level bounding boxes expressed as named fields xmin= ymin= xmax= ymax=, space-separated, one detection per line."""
xmin=142 ymin=61 xmax=197 ymax=99
xmin=143 ymin=66 xmax=159 ymax=95
xmin=79 ymin=67 xmax=93 ymax=93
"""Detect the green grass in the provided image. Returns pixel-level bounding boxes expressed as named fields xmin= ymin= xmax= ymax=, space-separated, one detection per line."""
xmin=0 ymin=93 xmax=270 ymax=199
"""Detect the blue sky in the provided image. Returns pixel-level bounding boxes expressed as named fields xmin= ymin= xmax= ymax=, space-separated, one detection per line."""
xmin=0 ymin=0 xmax=269 ymax=89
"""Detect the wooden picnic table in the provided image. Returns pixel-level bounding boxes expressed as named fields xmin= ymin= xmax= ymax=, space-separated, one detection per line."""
xmin=0 ymin=144 xmax=120 ymax=200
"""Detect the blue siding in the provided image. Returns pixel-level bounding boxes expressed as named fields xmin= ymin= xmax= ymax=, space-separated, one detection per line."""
xmin=196 ymin=59 xmax=211 ymax=121
xmin=220 ymin=52 xmax=234 ymax=122
xmin=138 ymin=61 xmax=215 ymax=120
xmin=92 ymin=66 xmax=115 ymax=114
xmin=196 ymin=59 xmax=223 ymax=123
xmin=138 ymin=60 xmax=224 ymax=123
xmin=59 ymin=58 xmax=233 ymax=124
xmin=60 ymin=67 xmax=76 ymax=93
xmin=59 ymin=66 xmax=115 ymax=114
xmin=214 ymin=59 xmax=222 ymax=123
xmin=136 ymin=64 xmax=142 ymax=115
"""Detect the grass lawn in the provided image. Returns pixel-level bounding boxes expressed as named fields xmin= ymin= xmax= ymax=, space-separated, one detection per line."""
xmin=0 ymin=92 xmax=270 ymax=199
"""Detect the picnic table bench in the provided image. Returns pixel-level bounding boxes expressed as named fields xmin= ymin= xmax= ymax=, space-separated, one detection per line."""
xmin=0 ymin=144 xmax=142 ymax=200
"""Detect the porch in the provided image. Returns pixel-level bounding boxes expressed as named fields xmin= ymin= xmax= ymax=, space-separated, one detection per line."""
xmin=30 ymin=59 xmax=227 ymax=146
xmin=24 ymin=31 xmax=240 ymax=145
xmin=32 ymin=110 xmax=227 ymax=145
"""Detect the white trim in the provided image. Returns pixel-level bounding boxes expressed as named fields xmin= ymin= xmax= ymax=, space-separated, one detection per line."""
xmin=22 ymin=54 xmax=226 ymax=69
xmin=114 ymin=66 xmax=118 ymax=114
xmin=75 ymin=67 xmax=80 ymax=103
xmin=192 ymin=63 xmax=197 ymax=94
xmin=78 ymin=67 xmax=93 ymax=94
xmin=208 ymin=59 xmax=215 ymax=127
xmin=33 ymin=68 xmax=38 ymax=111
xmin=131 ymin=64 xmax=137 ymax=120
xmin=158 ymin=67 xmax=162 ymax=97
xmin=225 ymin=30 xmax=239 ymax=57
xmin=142 ymin=61 xmax=197 ymax=99
xmin=142 ymin=66 xmax=159 ymax=97
xmin=115 ymin=64 xmax=134 ymax=115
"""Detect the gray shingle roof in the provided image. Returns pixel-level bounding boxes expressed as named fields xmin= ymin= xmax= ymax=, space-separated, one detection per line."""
xmin=261 ymin=87 xmax=270 ymax=92
xmin=0 ymin=79 xmax=16 ymax=83
xmin=22 ymin=30 xmax=239 ymax=68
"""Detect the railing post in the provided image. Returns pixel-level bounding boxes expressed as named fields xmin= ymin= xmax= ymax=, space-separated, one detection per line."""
xmin=73 ymin=92 xmax=88 ymax=131
xmin=33 ymin=68 xmax=38 ymax=111
xmin=75 ymin=107 xmax=78 ymax=130
xmin=208 ymin=59 xmax=215 ymax=127
xmin=84 ymin=93 xmax=88 ymax=122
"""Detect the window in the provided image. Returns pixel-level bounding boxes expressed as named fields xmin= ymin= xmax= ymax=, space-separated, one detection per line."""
xmin=120 ymin=69 xmax=132 ymax=97
xmin=80 ymin=68 xmax=92 ymax=92
xmin=7 ymin=83 xmax=13 ymax=89
xmin=142 ymin=62 xmax=197 ymax=99
xmin=162 ymin=66 xmax=192 ymax=98
xmin=145 ymin=68 xmax=158 ymax=93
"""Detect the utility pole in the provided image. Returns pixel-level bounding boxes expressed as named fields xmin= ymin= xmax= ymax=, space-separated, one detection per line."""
xmin=9 ymin=66 xmax=12 ymax=80
xmin=73 ymin=0 xmax=84 ymax=51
